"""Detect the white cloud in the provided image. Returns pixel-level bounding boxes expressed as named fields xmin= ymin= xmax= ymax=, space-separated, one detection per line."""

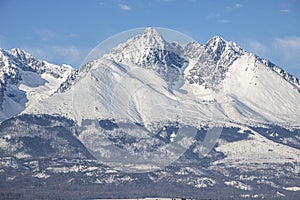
xmin=272 ymin=37 xmax=300 ymax=76
xmin=34 ymin=29 xmax=58 ymax=41
xmin=27 ymin=46 xmax=89 ymax=68
xmin=53 ymin=46 xmax=83 ymax=62
xmin=234 ymin=3 xmax=243 ymax=8
xmin=206 ymin=13 xmax=220 ymax=20
xmin=119 ymin=4 xmax=131 ymax=11
xmin=244 ymin=37 xmax=300 ymax=57
xmin=280 ymin=9 xmax=290 ymax=13
xmin=274 ymin=37 xmax=300 ymax=50
xmin=245 ymin=40 xmax=268 ymax=56
xmin=35 ymin=29 xmax=78 ymax=40
xmin=217 ymin=19 xmax=230 ymax=23
xmin=273 ymin=37 xmax=300 ymax=69
xmin=67 ymin=33 xmax=79 ymax=38
xmin=242 ymin=37 xmax=300 ymax=78
xmin=226 ymin=3 xmax=243 ymax=9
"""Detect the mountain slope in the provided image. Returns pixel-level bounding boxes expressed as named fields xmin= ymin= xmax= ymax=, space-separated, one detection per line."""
xmin=0 ymin=48 xmax=76 ymax=122
xmin=103 ymin=27 xmax=188 ymax=89
xmin=23 ymin=26 xmax=300 ymax=173
xmin=0 ymin=114 xmax=299 ymax=199
xmin=1 ymin=28 xmax=300 ymax=199
xmin=27 ymin=28 xmax=300 ymax=127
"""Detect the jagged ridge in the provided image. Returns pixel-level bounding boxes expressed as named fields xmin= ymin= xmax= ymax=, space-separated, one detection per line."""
xmin=0 ymin=48 xmax=75 ymax=121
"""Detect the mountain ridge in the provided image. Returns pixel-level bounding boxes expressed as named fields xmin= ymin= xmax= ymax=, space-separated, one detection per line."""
xmin=0 ymin=28 xmax=300 ymax=199
xmin=59 ymin=28 xmax=300 ymax=93
xmin=0 ymin=48 xmax=75 ymax=122
xmin=21 ymin=28 xmax=300 ymax=128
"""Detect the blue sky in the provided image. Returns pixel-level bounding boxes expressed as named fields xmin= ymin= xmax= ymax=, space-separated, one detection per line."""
xmin=0 ymin=0 xmax=299 ymax=77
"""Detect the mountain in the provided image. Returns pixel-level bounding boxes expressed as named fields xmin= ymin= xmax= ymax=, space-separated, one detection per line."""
xmin=0 ymin=28 xmax=299 ymax=199
xmin=0 ymin=48 xmax=76 ymax=122
xmin=104 ymin=27 xmax=187 ymax=89
xmin=27 ymin=28 xmax=300 ymax=127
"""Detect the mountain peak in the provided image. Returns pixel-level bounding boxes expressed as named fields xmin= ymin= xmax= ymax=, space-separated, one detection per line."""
xmin=101 ymin=28 xmax=187 ymax=89
xmin=9 ymin=48 xmax=35 ymax=64
xmin=206 ymin=36 xmax=243 ymax=52
xmin=0 ymin=47 xmax=75 ymax=122
xmin=10 ymin=47 xmax=28 ymax=54
xmin=106 ymin=28 xmax=167 ymax=58
xmin=143 ymin=27 xmax=159 ymax=34
xmin=204 ymin=36 xmax=244 ymax=63
xmin=210 ymin=35 xmax=226 ymax=43
xmin=136 ymin=27 xmax=166 ymax=49
xmin=206 ymin=36 xmax=227 ymax=52
xmin=142 ymin=27 xmax=163 ymax=39
xmin=106 ymin=27 xmax=173 ymax=63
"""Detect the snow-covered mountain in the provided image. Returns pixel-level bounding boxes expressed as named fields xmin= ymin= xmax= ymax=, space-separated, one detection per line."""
xmin=103 ymin=28 xmax=188 ymax=89
xmin=0 ymin=48 xmax=76 ymax=122
xmin=1 ymin=28 xmax=300 ymax=199
xmin=28 ymin=28 xmax=300 ymax=127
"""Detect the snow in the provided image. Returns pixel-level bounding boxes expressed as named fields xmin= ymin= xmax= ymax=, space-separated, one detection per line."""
xmin=220 ymin=53 xmax=300 ymax=126
xmin=0 ymin=138 xmax=8 ymax=148
xmin=224 ymin=180 xmax=252 ymax=191
xmin=0 ymin=48 xmax=74 ymax=122
xmin=22 ymin=30 xmax=300 ymax=173
xmin=283 ymin=186 xmax=300 ymax=191
xmin=20 ymin=64 xmax=73 ymax=107
xmin=5 ymin=29 xmax=299 ymax=175
xmin=276 ymin=191 xmax=286 ymax=197
xmin=15 ymin=152 xmax=31 ymax=159
xmin=214 ymin=127 xmax=300 ymax=165
xmin=240 ymin=194 xmax=265 ymax=199
xmin=0 ymin=31 xmax=299 ymax=199
xmin=194 ymin=177 xmax=216 ymax=188
xmin=93 ymin=199 xmax=185 ymax=200
xmin=0 ymin=93 xmax=25 ymax=122
xmin=28 ymin=58 xmax=227 ymax=128
xmin=47 ymin=165 xmax=87 ymax=173
xmin=33 ymin=172 xmax=50 ymax=179
xmin=24 ymin=29 xmax=300 ymax=130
